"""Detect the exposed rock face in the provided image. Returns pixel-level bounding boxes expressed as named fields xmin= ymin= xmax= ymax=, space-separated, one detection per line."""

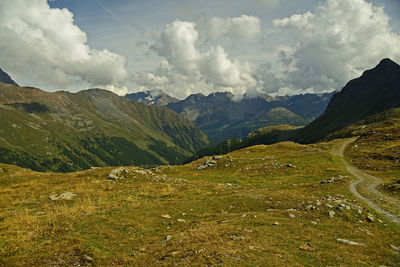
xmin=125 ymin=90 xmax=179 ymax=106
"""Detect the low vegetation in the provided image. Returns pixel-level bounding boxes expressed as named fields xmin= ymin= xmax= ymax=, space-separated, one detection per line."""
xmin=1 ymin=139 xmax=399 ymax=266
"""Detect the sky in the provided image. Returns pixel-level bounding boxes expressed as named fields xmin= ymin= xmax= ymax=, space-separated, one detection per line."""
xmin=0 ymin=0 xmax=399 ymax=98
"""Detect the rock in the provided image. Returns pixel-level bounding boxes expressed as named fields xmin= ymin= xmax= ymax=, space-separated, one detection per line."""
xmin=306 ymin=205 xmax=316 ymax=210
xmin=299 ymin=243 xmax=315 ymax=251
xmin=165 ymin=235 xmax=172 ymax=242
xmin=36 ymin=211 xmax=45 ymax=216
xmin=311 ymin=221 xmax=317 ymax=225
xmin=195 ymin=165 xmax=207 ymax=171
xmin=366 ymin=213 xmax=374 ymax=222
xmin=288 ymin=214 xmax=296 ymax=218
xmin=0 ymin=168 xmax=3 ymax=174
xmin=177 ymin=219 xmax=186 ymax=223
xmin=161 ymin=214 xmax=172 ymax=219
xmin=377 ymin=219 xmax=383 ymax=223
xmin=337 ymin=238 xmax=366 ymax=246
xmin=212 ymin=156 xmax=224 ymax=160
xmin=49 ymin=192 xmax=77 ymax=201
xmin=328 ymin=210 xmax=336 ymax=218
xmin=273 ymin=222 xmax=279 ymax=225
xmin=316 ymin=200 xmax=321 ymax=206
xmin=108 ymin=167 xmax=129 ymax=180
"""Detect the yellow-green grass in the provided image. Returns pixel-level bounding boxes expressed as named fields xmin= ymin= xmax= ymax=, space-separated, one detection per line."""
xmin=0 ymin=141 xmax=399 ymax=266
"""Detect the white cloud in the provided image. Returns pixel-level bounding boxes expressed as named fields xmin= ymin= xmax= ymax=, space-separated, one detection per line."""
xmin=105 ymin=85 xmax=128 ymax=96
xmin=145 ymin=19 xmax=257 ymax=98
xmin=264 ymin=0 xmax=400 ymax=94
xmin=207 ymin=15 xmax=261 ymax=41
xmin=0 ymin=0 xmax=128 ymax=90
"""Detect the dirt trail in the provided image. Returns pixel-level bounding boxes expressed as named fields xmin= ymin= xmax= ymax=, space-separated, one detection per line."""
xmin=332 ymin=138 xmax=400 ymax=225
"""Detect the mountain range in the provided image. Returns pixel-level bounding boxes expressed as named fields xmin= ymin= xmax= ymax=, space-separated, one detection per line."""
xmin=0 ymin=82 xmax=208 ymax=172
xmin=126 ymin=90 xmax=334 ymax=142
xmin=125 ymin=89 xmax=179 ymax=106
xmin=190 ymin=58 xmax=400 ymax=159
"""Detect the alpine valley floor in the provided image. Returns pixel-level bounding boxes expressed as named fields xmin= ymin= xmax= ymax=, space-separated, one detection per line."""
xmin=1 ymin=138 xmax=399 ymax=266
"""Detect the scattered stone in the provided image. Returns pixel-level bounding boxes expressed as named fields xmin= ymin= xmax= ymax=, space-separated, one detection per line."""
xmin=181 ymin=213 xmax=187 ymax=216
xmin=299 ymin=243 xmax=315 ymax=251
xmin=306 ymin=205 xmax=316 ymax=210
xmin=366 ymin=213 xmax=375 ymax=222
xmin=49 ymin=192 xmax=77 ymax=201
xmin=195 ymin=165 xmax=207 ymax=171
xmin=321 ymin=175 xmax=346 ymax=184
xmin=230 ymin=235 xmax=246 ymax=241
xmin=311 ymin=221 xmax=317 ymax=226
xmin=377 ymin=219 xmax=383 ymax=223
xmin=195 ymin=159 xmax=218 ymax=171
xmin=288 ymin=214 xmax=296 ymax=218
xmin=337 ymin=238 xmax=366 ymax=246
xmin=241 ymin=214 xmax=247 ymax=218
xmin=161 ymin=214 xmax=172 ymax=219
xmin=358 ymin=209 xmax=362 ymax=214
xmin=273 ymin=222 xmax=279 ymax=225
xmin=390 ymin=245 xmax=400 ymax=251
xmin=36 ymin=211 xmax=45 ymax=216
xmin=328 ymin=210 xmax=336 ymax=218
xmin=165 ymin=235 xmax=172 ymax=242
xmin=316 ymin=200 xmax=321 ymax=206
xmin=177 ymin=219 xmax=186 ymax=223
xmin=108 ymin=167 xmax=129 ymax=180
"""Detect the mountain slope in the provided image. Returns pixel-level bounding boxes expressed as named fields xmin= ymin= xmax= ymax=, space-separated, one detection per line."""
xmin=165 ymin=92 xmax=332 ymax=142
xmin=125 ymin=89 xmax=179 ymax=106
xmin=296 ymin=58 xmax=400 ymax=143
xmin=0 ymin=68 xmax=18 ymax=86
xmin=187 ymin=58 xmax=400 ymax=160
xmin=0 ymin=83 xmax=208 ymax=172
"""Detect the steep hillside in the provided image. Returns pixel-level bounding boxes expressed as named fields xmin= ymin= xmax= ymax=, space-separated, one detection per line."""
xmin=0 ymin=83 xmax=208 ymax=172
xmin=166 ymin=92 xmax=332 ymax=141
xmin=296 ymin=58 xmax=400 ymax=143
xmin=0 ymin=67 xmax=18 ymax=86
xmin=125 ymin=89 xmax=179 ymax=106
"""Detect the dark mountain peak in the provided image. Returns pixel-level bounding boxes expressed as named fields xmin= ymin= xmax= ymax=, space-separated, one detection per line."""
xmin=297 ymin=58 xmax=400 ymax=143
xmin=377 ymin=58 xmax=400 ymax=68
xmin=0 ymin=67 xmax=18 ymax=86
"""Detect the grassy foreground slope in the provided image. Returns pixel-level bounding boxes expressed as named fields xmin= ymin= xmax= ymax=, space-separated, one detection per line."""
xmin=1 ymin=139 xmax=399 ymax=266
xmin=0 ymin=83 xmax=208 ymax=172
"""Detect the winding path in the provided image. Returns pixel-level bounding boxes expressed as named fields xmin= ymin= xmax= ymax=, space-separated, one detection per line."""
xmin=332 ymin=138 xmax=400 ymax=225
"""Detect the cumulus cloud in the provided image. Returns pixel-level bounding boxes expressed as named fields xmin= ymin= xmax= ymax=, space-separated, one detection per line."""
xmin=0 ymin=0 xmax=128 ymax=92
xmin=145 ymin=19 xmax=257 ymax=97
xmin=207 ymin=15 xmax=261 ymax=41
xmin=263 ymin=0 xmax=400 ymax=94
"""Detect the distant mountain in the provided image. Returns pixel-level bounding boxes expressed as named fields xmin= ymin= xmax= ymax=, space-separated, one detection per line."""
xmin=0 ymin=82 xmax=208 ymax=172
xmin=296 ymin=58 xmax=400 ymax=143
xmin=0 ymin=68 xmax=18 ymax=86
xmin=125 ymin=89 xmax=180 ymax=106
xmin=166 ymin=91 xmax=333 ymax=142
xmin=187 ymin=58 xmax=400 ymax=160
